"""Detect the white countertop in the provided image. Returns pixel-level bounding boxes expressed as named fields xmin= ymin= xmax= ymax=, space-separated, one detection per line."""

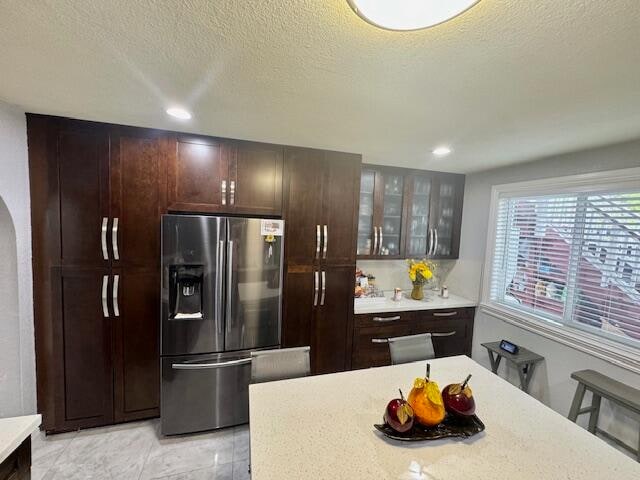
xmin=0 ymin=414 xmax=41 ymax=463
xmin=354 ymin=292 xmax=476 ymax=314
xmin=249 ymin=356 xmax=640 ymax=480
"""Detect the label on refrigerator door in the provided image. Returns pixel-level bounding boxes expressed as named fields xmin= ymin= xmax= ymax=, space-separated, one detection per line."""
xmin=261 ymin=219 xmax=283 ymax=236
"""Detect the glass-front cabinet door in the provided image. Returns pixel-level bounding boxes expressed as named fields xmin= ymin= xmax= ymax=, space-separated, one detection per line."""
xmin=357 ymin=169 xmax=376 ymax=256
xmin=430 ymin=174 xmax=465 ymax=258
xmin=405 ymin=174 xmax=432 ymax=257
xmin=357 ymin=167 xmax=405 ymax=258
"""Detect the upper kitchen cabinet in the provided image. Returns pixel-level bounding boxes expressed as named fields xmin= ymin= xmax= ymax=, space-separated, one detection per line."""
xmin=168 ymin=137 xmax=283 ymax=216
xmin=357 ymin=165 xmax=465 ymax=260
xmin=429 ymin=172 xmax=465 ymax=258
xmin=283 ymin=147 xmax=361 ymax=266
xmin=357 ymin=166 xmax=406 ymax=258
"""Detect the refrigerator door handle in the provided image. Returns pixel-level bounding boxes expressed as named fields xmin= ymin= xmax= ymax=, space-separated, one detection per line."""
xmin=226 ymin=240 xmax=233 ymax=332
xmin=320 ymin=270 xmax=326 ymax=306
xmin=171 ymin=357 xmax=252 ymax=370
xmin=313 ymin=270 xmax=319 ymax=306
xmin=216 ymin=240 xmax=225 ymax=334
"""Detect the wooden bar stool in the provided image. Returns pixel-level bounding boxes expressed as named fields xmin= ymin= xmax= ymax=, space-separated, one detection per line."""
xmin=568 ymin=369 xmax=640 ymax=462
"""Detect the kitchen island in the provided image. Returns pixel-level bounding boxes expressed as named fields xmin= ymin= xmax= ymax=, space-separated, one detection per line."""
xmin=0 ymin=415 xmax=41 ymax=480
xmin=249 ymin=356 xmax=639 ymax=479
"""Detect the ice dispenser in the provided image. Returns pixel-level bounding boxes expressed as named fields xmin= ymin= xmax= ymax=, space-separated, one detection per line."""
xmin=169 ymin=265 xmax=204 ymax=320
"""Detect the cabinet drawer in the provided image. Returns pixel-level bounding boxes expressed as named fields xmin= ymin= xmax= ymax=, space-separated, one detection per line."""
xmin=416 ymin=307 xmax=474 ymax=321
xmin=352 ymin=323 xmax=410 ymax=370
xmin=412 ymin=317 xmax=471 ymax=357
xmin=355 ymin=312 xmax=412 ymax=329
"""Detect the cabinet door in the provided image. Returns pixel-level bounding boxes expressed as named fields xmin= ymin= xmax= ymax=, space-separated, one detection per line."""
xmin=57 ymin=128 xmax=110 ymax=266
xmin=352 ymin=323 xmax=411 ymax=369
xmin=357 ymin=168 xmax=378 ymax=256
xmin=51 ymin=268 xmax=114 ymax=430
xmin=112 ymin=268 xmax=160 ymax=422
xmin=430 ymin=173 xmax=465 ymax=259
xmin=168 ymin=136 xmax=231 ymax=213
xmin=230 ymin=141 xmax=283 ymax=215
xmin=405 ymin=173 xmax=433 ymax=257
xmin=283 ymin=147 xmax=323 ymax=265
xmin=320 ymin=151 xmax=361 ymax=265
xmin=411 ymin=315 xmax=472 ymax=357
xmin=281 ymin=266 xmax=315 ymax=348
xmin=313 ymin=266 xmax=354 ymax=374
xmin=378 ymin=171 xmax=405 ymax=257
xmin=111 ymin=129 xmax=168 ymax=267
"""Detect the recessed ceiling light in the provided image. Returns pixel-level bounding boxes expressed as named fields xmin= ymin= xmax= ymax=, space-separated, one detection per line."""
xmin=166 ymin=107 xmax=192 ymax=120
xmin=347 ymin=0 xmax=481 ymax=31
xmin=432 ymin=146 xmax=452 ymax=157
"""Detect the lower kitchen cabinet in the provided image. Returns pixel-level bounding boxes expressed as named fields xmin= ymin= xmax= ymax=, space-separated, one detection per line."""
xmin=351 ymin=307 xmax=475 ymax=369
xmin=282 ymin=266 xmax=354 ymax=375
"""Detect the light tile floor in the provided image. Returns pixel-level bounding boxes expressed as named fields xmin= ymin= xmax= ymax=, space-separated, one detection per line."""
xmin=31 ymin=420 xmax=250 ymax=480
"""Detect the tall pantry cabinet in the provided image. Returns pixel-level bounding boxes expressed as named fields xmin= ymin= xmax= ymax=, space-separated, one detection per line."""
xmin=28 ymin=115 xmax=170 ymax=433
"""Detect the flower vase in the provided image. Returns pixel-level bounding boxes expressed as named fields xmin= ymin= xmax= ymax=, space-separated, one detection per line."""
xmin=411 ymin=284 xmax=424 ymax=301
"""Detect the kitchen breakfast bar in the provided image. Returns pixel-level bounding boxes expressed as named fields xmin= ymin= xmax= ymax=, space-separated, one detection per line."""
xmin=249 ymin=356 xmax=640 ymax=479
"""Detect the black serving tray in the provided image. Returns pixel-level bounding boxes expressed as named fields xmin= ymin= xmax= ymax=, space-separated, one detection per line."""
xmin=374 ymin=414 xmax=485 ymax=441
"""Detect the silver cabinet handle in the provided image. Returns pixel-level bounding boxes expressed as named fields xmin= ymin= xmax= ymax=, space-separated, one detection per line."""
xmin=428 ymin=228 xmax=434 ymax=256
xmin=373 ymin=315 xmax=401 ymax=322
xmin=316 ymin=225 xmax=321 ymax=259
xmin=101 ymin=275 xmax=109 ymax=317
xmin=320 ymin=271 xmax=326 ymax=306
xmin=371 ymin=338 xmax=389 ymax=344
xmin=372 ymin=226 xmax=378 ymax=256
xmin=431 ymin=331 xmax=456 ymax=337
xmin=230 ymin=180 xmax=235 ymax=205
xmin=222 ymin=180 xmax=227 ymax=205
xmin=433 ymin=311 xmax=458 ymax=317
xmin=322 ymin=225 xmax=328 ymax=259
xmin=112 ymin=217 xmax=119 ymax=261
xmin=172 ymin=357 xmax=252 ymax=370
xmin=216 ymin=240 xmax=225 ymax=334
xmin=101 ymin=217 xmax=109 ymax=260
xmin=433 ymin=228 xmax=438 ymax=256
xmin=226 ymin=240 xmax=233 ymax=332
xmin=313 ymin=270 xmax=319 ymax=306
xmin=379 ymin=226 xmax=385 ymax=254
xmin=112 ymin=274 xmax=120 ymax=317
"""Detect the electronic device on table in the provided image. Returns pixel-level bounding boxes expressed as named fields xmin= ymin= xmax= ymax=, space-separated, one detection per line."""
xmin=499 ymin=339 xmax=519 ymax=355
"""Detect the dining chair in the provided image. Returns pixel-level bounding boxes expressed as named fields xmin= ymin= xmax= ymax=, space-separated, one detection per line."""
xmin=387 ymin=332 xmax=456 ymax=365
xmin=250 ymin=346 xmax=311 ymax=383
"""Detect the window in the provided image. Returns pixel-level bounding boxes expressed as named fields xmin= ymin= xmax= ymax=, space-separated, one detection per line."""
xmin=482 ymin=169 xmax=640 ymax=361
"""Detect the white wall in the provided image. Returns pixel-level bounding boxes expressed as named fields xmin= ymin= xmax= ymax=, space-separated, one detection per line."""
xmin=0 ymin=101 xmax=35 ymax=417
xmin=357 ymin=259 xmax=456 ymax=293
xmin=448 ymin=138 xmax=640 ymax=457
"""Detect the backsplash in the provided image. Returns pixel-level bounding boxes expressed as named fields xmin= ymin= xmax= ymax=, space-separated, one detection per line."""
xmin=356 ymin=259 xmax=456 ymax=293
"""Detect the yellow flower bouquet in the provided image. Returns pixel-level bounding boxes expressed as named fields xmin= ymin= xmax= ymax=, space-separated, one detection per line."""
xmin=407 ymin=259 xmax=433 ymax=300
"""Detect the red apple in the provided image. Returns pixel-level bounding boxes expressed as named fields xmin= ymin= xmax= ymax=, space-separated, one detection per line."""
xmin=384 ymin=389 xmax=414 ymax=433
xmin=442 ymin=374 xmax=476 ymax=417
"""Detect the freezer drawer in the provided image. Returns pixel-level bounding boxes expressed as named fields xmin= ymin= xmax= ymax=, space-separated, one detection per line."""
xmin=161 ymin=351 xmax=251 ymax=435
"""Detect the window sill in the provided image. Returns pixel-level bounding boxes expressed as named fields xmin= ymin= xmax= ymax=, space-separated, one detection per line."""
xmin=478 ymin=303 xmax=640 ymax=375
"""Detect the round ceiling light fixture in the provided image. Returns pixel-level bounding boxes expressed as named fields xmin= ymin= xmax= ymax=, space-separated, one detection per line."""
xmin=347 ymin=0 xmax=481 ymax=31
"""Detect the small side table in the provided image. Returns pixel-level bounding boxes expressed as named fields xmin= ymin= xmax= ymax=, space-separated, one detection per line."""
xmin=481 ymin=342 xmax=544 ymax=393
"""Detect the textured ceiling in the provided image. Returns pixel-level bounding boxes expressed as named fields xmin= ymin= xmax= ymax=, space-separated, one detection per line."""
xmin=1 ymin=0 xmax=639 ymax=173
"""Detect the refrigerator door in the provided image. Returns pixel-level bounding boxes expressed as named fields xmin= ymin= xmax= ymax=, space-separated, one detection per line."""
xmin=161 ymin=215 xmax=226 ymax=356
xmin=225 ymin=218 xmax=283 ymax=351
xmin=161 ymin=351 xmax=251 ymax=435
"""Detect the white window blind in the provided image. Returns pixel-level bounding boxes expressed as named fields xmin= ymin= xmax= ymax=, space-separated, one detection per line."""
xmin=490 ymin=189 xmax=640 ymax=348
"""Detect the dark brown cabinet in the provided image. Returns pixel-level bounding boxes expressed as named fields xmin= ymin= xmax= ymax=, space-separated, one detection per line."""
xmin=28 ymin=115 xmax=167 ymax=433
xmin=351 ymin=308 xmax=475 ymax=370
xmin=168 ymin=137 xmax=283 ymax=216
xmin=281 ymin=147 xmax=361 ymax=374
xmin=357 ymin=165 xmax=465 ymax=260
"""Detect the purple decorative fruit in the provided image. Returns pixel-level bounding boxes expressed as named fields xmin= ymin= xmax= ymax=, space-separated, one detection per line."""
xmin=384 ymin=389 xmax=414 ymax=433
xmin=442 ymin=374 xmax=476 ymax=417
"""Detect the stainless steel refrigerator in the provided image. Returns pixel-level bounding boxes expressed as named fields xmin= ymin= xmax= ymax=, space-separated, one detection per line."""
xmin=160 ymin=214 xmax=283 ymax=435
